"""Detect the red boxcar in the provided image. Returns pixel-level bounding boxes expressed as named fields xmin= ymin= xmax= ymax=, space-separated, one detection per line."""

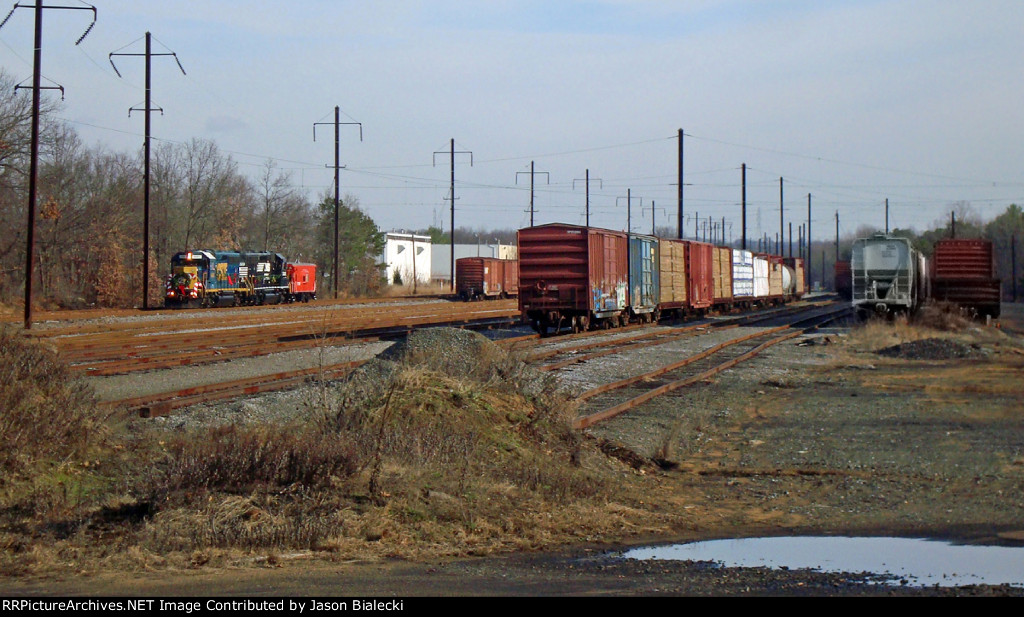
xmin=932 ymin=238 xmax=1001 ymax=317
xmin=835 ymin=260 xmax=852 ymax=300
xmin=686 ymin=240 xmax=714 ymax=311
xmin=456 ymin=257 xmax=519 ymax=300
xmin=286 ymin=263 xmax=317 ymax=302
xmin=518 ymin=224 xmax=627 ymax=333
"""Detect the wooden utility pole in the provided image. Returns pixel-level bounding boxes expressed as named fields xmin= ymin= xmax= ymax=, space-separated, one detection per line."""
xmin=573 ymin=170 xmax=601 ymax=227
xmin=433 ymin=139 xmax=472 ymax=292
xmin=779 ymin=177 xmax=784 ymax=256
xmin=677 ymin=128 xmax=684 ymax=239
xmin=807 ymin=193 xmax=812 ymax=290
xmin=741 ymin=163 xmax=747 ymax=250
xmin=0 ymin=0 xmax=97 ymax=329
xmin=515 ymin=161 xmax=549 ymax=227
xmin=110 ymin=31 xmax=186 ymax=310
xmin=314 ymin=108 xmax=362 ymax=298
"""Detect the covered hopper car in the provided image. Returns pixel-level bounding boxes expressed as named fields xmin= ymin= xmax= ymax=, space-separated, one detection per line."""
xmin=850 ymin=233 xmax=928 ymax=319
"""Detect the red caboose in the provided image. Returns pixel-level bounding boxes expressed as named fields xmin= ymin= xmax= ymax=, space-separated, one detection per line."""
xmin=287 ymin=263 xmax=317 ymax=302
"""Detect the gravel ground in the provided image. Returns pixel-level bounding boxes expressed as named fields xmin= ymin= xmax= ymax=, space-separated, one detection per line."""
xmin=43 ymin=302 xmax=1024 ymax=596
xmin=89 ymin=339 xmax=394 ymax=402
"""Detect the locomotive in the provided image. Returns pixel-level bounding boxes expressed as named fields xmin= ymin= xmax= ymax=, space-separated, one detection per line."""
xmin=165 ymin=250 xmax=316 ymax=308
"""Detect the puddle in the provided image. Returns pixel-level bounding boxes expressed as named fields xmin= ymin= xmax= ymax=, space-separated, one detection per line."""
xmin=623 ymin=537 xmax=1024 ymax=587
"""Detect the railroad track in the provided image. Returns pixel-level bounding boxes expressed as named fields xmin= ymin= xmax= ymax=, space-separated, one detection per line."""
xmin=44 ymin=300 xmax=519 ymax=375
xmin=101 ymin=359 xmax=370 ymax=418
xmin=99 ymin=299 xmax=842 ymax=419
xmin=572 ymin=303 xmax=852 ymax=429
xmin=516 ymin=301 xmax=833 ymax=372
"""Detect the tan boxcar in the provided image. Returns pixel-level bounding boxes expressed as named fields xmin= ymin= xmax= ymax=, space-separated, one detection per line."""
xmin=659 ymin=238 xmax=688 ymax=307
xmin=712 ymin=246 xmax=733 ymax=303
xmin=784 ymin=257 xmax=806 ymax=298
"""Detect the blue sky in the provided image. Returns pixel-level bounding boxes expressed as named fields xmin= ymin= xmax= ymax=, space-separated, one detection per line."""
xmin=1 ymin=0 xmax=1022 ymax=241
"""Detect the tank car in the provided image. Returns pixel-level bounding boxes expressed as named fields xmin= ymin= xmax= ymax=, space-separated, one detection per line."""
xmin=850 ymin=233 xmax=926 ymax=319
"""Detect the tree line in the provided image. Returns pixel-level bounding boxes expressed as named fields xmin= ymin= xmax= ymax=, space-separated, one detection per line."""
xmin=0 ymin=70 xmax=384 ymax=309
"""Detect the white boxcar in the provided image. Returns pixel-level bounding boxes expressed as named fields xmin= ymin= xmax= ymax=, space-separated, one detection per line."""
xmin=753 ymin=256 xmax=770 ymax=299
xmin=732 ymin=250 xmax=754 ymax=298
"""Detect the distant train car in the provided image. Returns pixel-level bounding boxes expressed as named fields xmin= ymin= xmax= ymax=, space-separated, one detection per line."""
xmin=518 ymin=221 xmax=804 ymax=334
xmin=658 ymin=238 xmax=689 ymax=315
xmin=783 ymin=257 xmax=806 ymax=298
xmin=834 ymin=260 xmax=852 ymax=301
xmin=286 ymin=262 xmax=317 ymax=303
xmin=628 ymin=234 xmax=660 ymax=321
xmin=851 ymin=233 xmax=926 ymax=318
xmin=931 ymin=238 xmax=1000 ymax=318
xmin=712 ymin=246 xmax=733 ymax=306
xmin=732 ymin=250 xmax=755 ymax=308
xmin=456 ymin=257 xmax=519 ymax=301
xmin=518 ymin=224 xmax=628 ymax=333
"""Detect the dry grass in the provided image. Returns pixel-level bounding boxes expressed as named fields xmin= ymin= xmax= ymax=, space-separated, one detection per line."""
xmin=381 ymin=282 xmax=446 ymax=297
xmin=0 ymin=327 xmax=109 ymax=480
xmin=0 ymin=327 xmax=661 ymax=575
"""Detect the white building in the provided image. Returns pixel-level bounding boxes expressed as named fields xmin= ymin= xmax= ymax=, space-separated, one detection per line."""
xmin=431 ymin=242 xmax=518 ymax=284
xmin=382 ymin=232 xmax=431 ymax=286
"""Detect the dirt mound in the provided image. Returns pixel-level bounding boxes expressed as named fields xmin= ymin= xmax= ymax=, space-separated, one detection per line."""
xmin=876 ymin=338 xmax=986 ymax=360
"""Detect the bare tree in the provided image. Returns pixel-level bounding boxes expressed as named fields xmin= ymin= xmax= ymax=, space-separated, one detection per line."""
xmin=253 ymin=158 xmax=305 ymax=251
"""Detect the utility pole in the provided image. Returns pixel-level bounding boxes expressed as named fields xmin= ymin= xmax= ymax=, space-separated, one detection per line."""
xmin=835 ymin=211 xmax=840 ymax=262
xmin=616 ymin=190 xmax=641 ymax=234
xmin=677 ymin=128 xmax=684 ymax=239
xmin=951 ymin=211 xmax=957 ymax=238
xmin=1012 ymin=235 xmax=1017 ymax=303
xmin=789 ymin=222 xmax=793 ymax=259
xmin=315 ymin=107 xmax=362 ymax=299
xmin=779 ymin=177 xmax=784 ymax=256
xmin=807 ymin=193 xmax=812 ymax=290
xmin=573 ymin=170 xmax=601 ymax=227
xmin=741 ymin=163 xmax=747 ymax=250
xmin=110 ymin=31 xmax=186 ymax=310
xmin=515 ymin=161 xmax=548 ymax=227
xmin=885 ymin=198 xmax=890 ymax=234
xmin=1 ymin=1 xmax=96 ymax=329
xmin=652 ymin=200 xmax=656 ymax=236
xmin=433 ymin=139 xmax=473 ymax=292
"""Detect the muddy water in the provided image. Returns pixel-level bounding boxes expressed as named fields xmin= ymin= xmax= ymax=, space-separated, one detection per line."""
xmin=624 ymin=537 xmax=1024 ymax=587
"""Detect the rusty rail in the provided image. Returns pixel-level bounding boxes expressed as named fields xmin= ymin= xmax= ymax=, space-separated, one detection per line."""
xmin=573 ymin=304 xmax=851 ymax=429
